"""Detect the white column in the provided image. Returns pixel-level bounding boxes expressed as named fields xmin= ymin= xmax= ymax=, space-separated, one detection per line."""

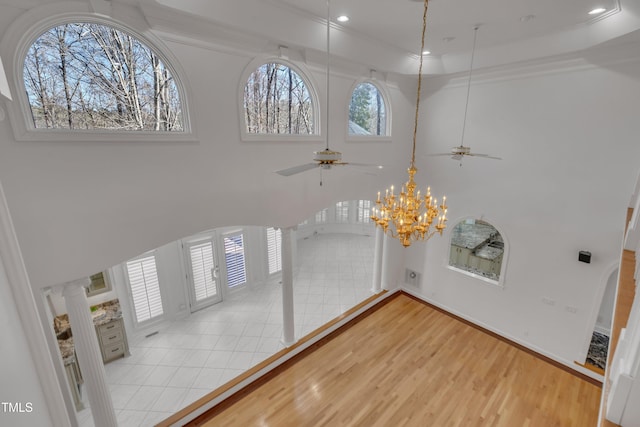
xmin=371 ymin=226 xmax=384 ymax=294
xmin=281 ymin=227 xmax=296 ymax=346
xmin=62 ymin=279 xmax=117 ymax=427
xmin=381 ymin=234 xmax=393 ymax=290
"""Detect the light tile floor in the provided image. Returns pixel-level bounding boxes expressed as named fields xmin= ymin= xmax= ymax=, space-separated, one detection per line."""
xmin=77 ymin=232 xmax=375 ymax=427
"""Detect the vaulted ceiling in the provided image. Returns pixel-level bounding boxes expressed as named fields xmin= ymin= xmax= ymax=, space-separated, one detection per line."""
xmin=146 ymin=0 xmax=640 ymax=75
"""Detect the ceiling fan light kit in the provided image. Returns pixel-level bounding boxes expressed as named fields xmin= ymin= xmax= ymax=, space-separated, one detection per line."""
xmin=313 ymin=148 xmax=342 ymax=165
xmin=371 ymin=0 xmax=448 ymax=248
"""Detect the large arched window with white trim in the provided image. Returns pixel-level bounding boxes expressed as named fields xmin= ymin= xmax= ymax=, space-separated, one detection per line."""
xmin=243 ymin=61 xmax=315 ymax=134
xmin=348 ymin=81 xmax=389 ymax=136
xmin=23 ymin=22 xmax=183 ymax=131
xmin=449 ymin=218 xmax=505 ymax=284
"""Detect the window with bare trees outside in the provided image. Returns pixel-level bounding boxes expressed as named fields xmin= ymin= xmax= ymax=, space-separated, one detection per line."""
xmin=348 ymin=82 xmax=388 ymax=136
xmin=23 ymin=22 xmax=183 ymax=131
xmin=243 ymin=62 xmax=314 ymax=134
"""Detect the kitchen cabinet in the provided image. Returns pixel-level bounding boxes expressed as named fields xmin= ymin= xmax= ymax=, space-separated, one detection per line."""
xmin=95 ymin=317 xmax=129 ymax=363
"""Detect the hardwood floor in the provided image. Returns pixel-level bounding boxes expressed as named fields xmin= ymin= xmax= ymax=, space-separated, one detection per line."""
xmin=188 ymin=293 xmax=601 ymax=427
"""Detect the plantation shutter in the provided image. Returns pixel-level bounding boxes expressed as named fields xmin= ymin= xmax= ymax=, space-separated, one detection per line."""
xmin=357 ymin=200 xmax=372 ymax=223
xmin=224 ymin=233 xmax=247 ymax=287
xmin=189 ymin=241 xmax=218 ymax=301
xmin=125 ymin=254 xmax=163 ymax=323
xmin=266 ymin=227 xmax=282 ymax=274
xmin=336 ymin=201 xmax=349 ymax=223
xmin=315 ymin=208 xmax=328 ymax=224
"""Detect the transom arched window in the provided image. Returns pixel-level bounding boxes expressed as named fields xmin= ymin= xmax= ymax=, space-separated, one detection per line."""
xmin=348 ymin=81 xmax=388 ymax=136
xmin=23 ymin=22 xmax=183 ymax=131
xmin=449 ymin=218 xmax=505 ymax=284
xmin=243 ymin=62 xmax=315 ymax=134
xmin=300 ymin=200 xmax=375 ymax=226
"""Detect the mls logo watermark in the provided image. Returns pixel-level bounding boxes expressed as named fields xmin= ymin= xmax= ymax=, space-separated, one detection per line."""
xmin=1 ymin=402 xmax=33 ymax=413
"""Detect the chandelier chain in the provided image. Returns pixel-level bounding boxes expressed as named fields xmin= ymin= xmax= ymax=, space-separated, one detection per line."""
xmin=371 ymin=0 xmax=448 ymax=248
xmin=412 ymin=0 xmax=429 ymax=167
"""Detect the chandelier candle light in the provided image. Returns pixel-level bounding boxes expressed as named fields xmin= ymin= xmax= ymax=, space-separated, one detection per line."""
xmin=371 ymin=0 xmax=448 ymax=247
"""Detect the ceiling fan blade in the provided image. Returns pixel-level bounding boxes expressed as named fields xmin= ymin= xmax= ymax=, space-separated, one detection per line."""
xmin=275 ymin=163 xmax=318 ymax=176
xmin=425 ymin=153 xmax=453 ymax=157
xmin=343 ymin=162 xmax=384 ymax=169
xmin=344 ymin=162 xmax=385 ymax=176
xmin=467 ymin=153 xmax=502 ymax=160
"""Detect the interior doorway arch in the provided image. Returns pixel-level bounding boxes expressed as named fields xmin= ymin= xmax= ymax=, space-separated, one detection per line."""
xmin=580 ymin=264 xmax=618 ymax=373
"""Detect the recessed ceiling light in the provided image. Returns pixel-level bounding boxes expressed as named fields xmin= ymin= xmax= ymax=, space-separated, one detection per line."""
xmin=422 ymin=50 xmax=431 ymax=55
xmin=336 ymin=15 xmax=349 ymax=22
xmin=588 ymin=7 xmax=606 ymax=15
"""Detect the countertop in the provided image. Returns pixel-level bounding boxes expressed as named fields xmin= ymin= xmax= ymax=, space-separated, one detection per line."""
xmin=450 ymin=222 xmax=504 ymax=261
xmin=450 ymin=222 xmax=496 ymax=250
xmin=474 ymin=245 xmax=503 ymax=261
xmin=54 ymin=299 xmax=122 ymax=364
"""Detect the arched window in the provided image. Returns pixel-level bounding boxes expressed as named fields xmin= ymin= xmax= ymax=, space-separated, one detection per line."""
xmin=348 ymin=81 xmax=388 ymax=136
xmin=23 ymin=22 xmax=183 ymax=131
xmin=243 ymin=62 xmax=315 ymax=134
xmin=449 ymin=219 xmax=505 ymax=283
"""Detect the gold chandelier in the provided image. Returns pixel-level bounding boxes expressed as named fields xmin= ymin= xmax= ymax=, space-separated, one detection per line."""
xmin=371 ymin=0 xmax=448 ymax=247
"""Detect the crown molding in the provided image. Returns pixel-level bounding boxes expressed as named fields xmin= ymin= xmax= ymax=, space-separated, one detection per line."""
xmin=425 ymin=39 xmax=640 ymax=90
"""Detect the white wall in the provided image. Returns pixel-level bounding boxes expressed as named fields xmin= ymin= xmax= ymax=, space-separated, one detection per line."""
xmin=0 ymin=37 xmax=412 ymax=292
xmin=403 ymin=44 xmax=640 ymax=369
xmin=0 ymin=254 xmax=53 ymax=426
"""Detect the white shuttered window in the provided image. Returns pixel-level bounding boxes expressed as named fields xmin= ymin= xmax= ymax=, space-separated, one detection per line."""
xmin=224 ymin=233 xmax=247 ymax=287
xmin=315 ymin=208 xmax=328 ymax=224
xmin=357 ymin=200 xmax=372 ymax=223
xmin=266 ymin=227 xmax=282 ymax=274
xmin=125 ymin=254 xmax=164 ymax=323
xmin=336 ymin=201 xmax=349 ymax=223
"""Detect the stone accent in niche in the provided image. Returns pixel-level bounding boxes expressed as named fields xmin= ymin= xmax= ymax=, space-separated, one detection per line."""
xmin=586 ymin=331 xmax=609 ymax=370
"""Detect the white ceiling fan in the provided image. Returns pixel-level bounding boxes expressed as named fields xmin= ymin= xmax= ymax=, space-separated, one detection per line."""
xmin=276 ymin=0 xmax=382 ymax=179
xmin=428 ymin=25 xmax=501 ymax=164
xmin=275 ymin=148 xmax=381 ymax=176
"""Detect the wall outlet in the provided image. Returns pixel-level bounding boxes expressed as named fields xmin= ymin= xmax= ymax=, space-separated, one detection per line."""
xmin=542 ymin=297 xmax=555 ymax=306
